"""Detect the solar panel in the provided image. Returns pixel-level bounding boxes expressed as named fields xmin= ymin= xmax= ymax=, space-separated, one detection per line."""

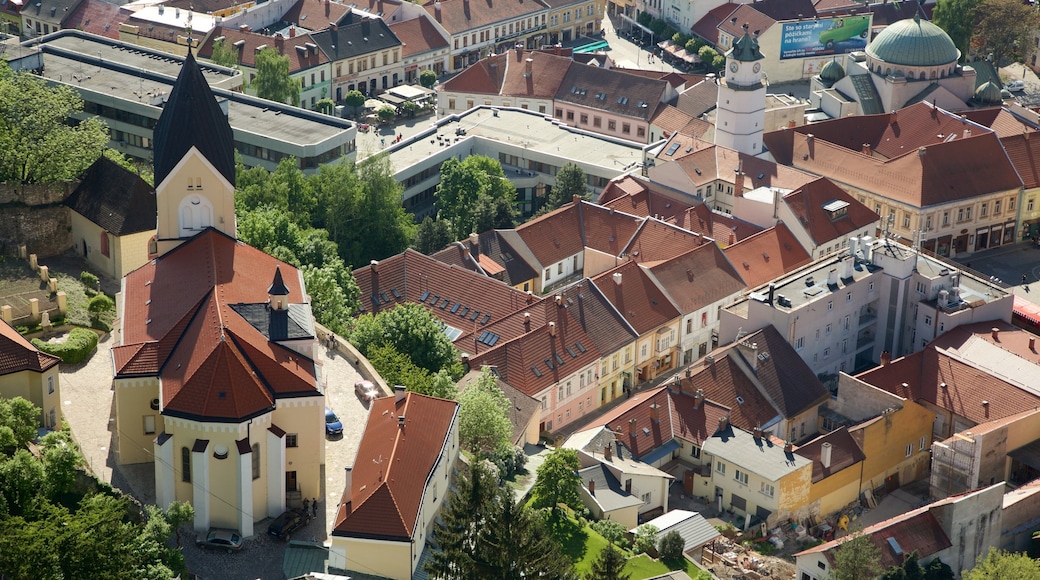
xmin=575 ymin=342 xmax=587 ymax=353
xmin=420 ymin=290 xmax=430 ymax=302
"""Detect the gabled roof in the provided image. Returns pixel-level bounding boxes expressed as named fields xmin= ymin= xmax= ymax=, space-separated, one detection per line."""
xmin=702 ymin=424 xmax=812 ymax=481
xmin=554 ymin=65 xmax=670 ymax=122
xmin=440 ymin=49 xmax=572 ymax=99
xmin=718 ymin=5 xmax=779 ymax=41
xmin=333 ymin=392 xmax=458 ymax=541
xmin=652 ymin=104 xmax=699 ymax=136
xmin=622 ymin=218 xmax=712 ymax=264
xmin=352 ymin=249 xmax=529 ymax=341
xmin=280 ymin=0 xmax=351 ymax=30
xmin=65 ymin=156 xmax=156 ymax=236
xmin=794 ymin=427 xmax=865 ymax=483
xmin=781 ymin=177 xmax=879 ymax=246
xmin=578 ymin=463 xmax=646 ymax=512
xmin=997 ymin=132 xmax=1040 ymax=189
xmin=153 ymin=51 xmax=236 ymax=188
xmin=637 ymin=510 xmax=721 ymax=551
xmin=388 ymin=13 xmax=449 ymax=57
xmin=63 ymin=0 xmax=127 ymax=39
xmin=0 ymin=320 xmax=60 ymax=376
xmin=960 ymin=107 xmax=1037 ymax=139
xmin=673 ymin=205 xmax=762 ymax=244
xmin=24 ymin=0 xmax=83 ymax=23
xmin=458 ymin=367 xmax=538 ymax=445
xmin=422 ymin=0 xmax=547 ymax=34
xmin=198 ymin=27 xmax=329 ymax=71
xmin=646 ymin=243 xmax=746 ymax=315
xmin=599 ymin=176 xmax=696 ymax=223
xmin=691 ymin=3 xmax=738 ymax=44
xmin=865 ymin=0 xmax=933 ymax=27
xmin=723 ymin=223 xmax=813 ymax=288
xmin=115 ymin=229 xmax=318 ymax=421
xmin=309 ymin=16 xmax=402 ymax=62
xmin=580 ymin=202 xmax=645 ymax=258
xmin=591 ymin=260 xmax=682 ymax=334
xmin=666 ymin=145 xmax=816 ymax=192
xmin=796 ymin=507 xmax=952 ymax=569
xmin=676 ymin=79 xmax=720 ymax=118
xmin=431 ymin=230 xmax=540 ymax=287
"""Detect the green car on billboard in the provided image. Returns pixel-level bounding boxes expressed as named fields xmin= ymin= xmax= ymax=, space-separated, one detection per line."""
xmin=818 ymin=16 xmax=870 ymax=50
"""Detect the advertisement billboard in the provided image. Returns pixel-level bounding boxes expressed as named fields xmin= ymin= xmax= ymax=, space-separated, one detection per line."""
xmin=779 ymin=16 xmax=871 ymax=60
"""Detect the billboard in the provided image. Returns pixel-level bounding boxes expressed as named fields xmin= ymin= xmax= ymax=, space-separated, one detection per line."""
xmin=779 ymin=16 xmax=871 ymax=60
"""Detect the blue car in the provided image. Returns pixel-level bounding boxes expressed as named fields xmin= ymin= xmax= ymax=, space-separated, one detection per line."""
xmin=325 ymin=406 xmax=343 ymax=437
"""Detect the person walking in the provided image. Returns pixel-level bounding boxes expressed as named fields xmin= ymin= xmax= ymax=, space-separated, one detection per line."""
xmin=311 ymin=499 xmax=319 ymax=517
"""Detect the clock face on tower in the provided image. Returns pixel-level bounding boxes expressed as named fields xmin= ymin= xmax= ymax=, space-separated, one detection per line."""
xmin=753 ymin=63 xmax=761 ymax=74
xmin=729 ymin=62 xmax=739 ymax=73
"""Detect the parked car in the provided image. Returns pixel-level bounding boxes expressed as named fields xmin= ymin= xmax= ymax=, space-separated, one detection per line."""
xmin=355 ymin=379 xmax=379 ymax=402
xmin=325 ymin=406 xmax=343 ymax=437
xmin=196 ymin=529 xmax=243 ymax=553
xmin=267 ymin=509 xmax=311 ymax=541
xmin=1007 ymin=80 xmax=1026 ymax=92
xmin=819 ymin=15 xmax=870 ymax=49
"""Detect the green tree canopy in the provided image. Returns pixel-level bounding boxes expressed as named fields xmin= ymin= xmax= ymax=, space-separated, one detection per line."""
xmin=209 ymin=38 xmax=239 ymax=68
xmin=587 ymin=542 xmax=630 ymax=580
xmin=377 ymin=105 xmax=397 ymax=122
xmin=633 ymin=524 xmax=659 ymax=554
xmin=658 ymin=529 xmax=685 ymax=562
xmin=932 ymin=0 xmax=981 ymax=62
xmin=0 ymin=63 xmax=110 ymax=184
xmin=436 ymin=156 xmax=518 ymax=240
xmin=541 ymin=162 xmax=590 ymax=215
xmin=40 ymin=431 xmax=81 ymax=500
xmin=0 ymin=397 xmax=40 ymax=454
xmin=458 ymin=367 xmax=513 ymax=454
xmin=420 ymin=69 xmax=438 ymax=89
xmin=963 ymin=547 xmax=1040 ymax=579
xmin=252 ymin=47 xmax=301 ymax=105
xmin=530 ymin=447 xmax=582 ymax=517
xmin=348 ymin=303 xmax=462 ymax=376
xmin=344 ymin=89 xmax=365 ymax=117
xmin=974 ymin=0 xmax=1040 ymax=65
xmin=831 ymin=531 xmax=883 ymax=580
xmin=413 ymin=216 xmax=453 ymax=255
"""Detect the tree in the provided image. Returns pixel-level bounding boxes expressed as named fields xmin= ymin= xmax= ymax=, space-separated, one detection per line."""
xmin=685 ymin=38 xmax=703 ymax=55
xmin=209 ymin=38 xmax=239 ymax=68
xmin=963 ymin=547 xmax=1040 ymax=579
xmin=348 ymin=303 xmax=462 ymax=376
xmin=0 ymin=397 xmax=40 ymax=453
xmin=0 ymin=63 xmax=110 ymax=184
xmin=0 ymin=449 xmax=45 ymax=517
xmin=830 ymin=531 xmax=883 ymax=580
xmin=932 ymin=0 xmax=980 ymax=62
xmin=530 ymin=447 xmax=582 ymax=517
xmin=401 ymin=100 xmax=420 ymax=118
xmin=40 ymin=431 xmax=81 ymax=499
xmin=587 ymin=542 xmax=630 ymax=580
xmin=344 ymin=89 xmax=366 ymax=117
xmin=458 ymin=367 xmax=513 ymax=454
xmin=541 ymin=162 xmax=589 ymax=215
xmin=420 ymin=69 xmax=438 ymax=89
xmin=252 ymin=47 xmax=301 ymax=105
xmin=633 ymin=524 xmax=659 ymax=554
xmin=414 ymin=216 xmax=453 ymax=255
xmin=974 ymin=0 xmax=1040 ymax=65
xmin=377 ymin=105 xmax=397 ymax=122
xmin=315 ymin=97 xmax=336 ymax=115
xmin=436 ymin=156 xmax=518 ymax=240
xmin=347 ymin=156 xmax=416 ymax=266
xmin=477 ymin=488 xmax=577 ymax=579
xmin=591 ymin=519 xmax=628 ymax=547
xmin=658 ymin=530 xmax=685 ymax=562
xmin=426 ymin=461 xmax=500 ymax=578
xmin=164 ymin=501 xmax=194 ymax=549
xmin=924 ymin=558 xmax=956 ymax=580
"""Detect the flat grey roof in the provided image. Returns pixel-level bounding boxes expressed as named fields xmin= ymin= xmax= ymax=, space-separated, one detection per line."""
xmin=702 ymin=426 xmax=811 ymax=481
xmin=34 ymin=32 xmax=352 ymax=150
xmin=733 ymin=253 xmax=880 ymax=314
xmin=383 ymin=107 xmax=648 ymax=174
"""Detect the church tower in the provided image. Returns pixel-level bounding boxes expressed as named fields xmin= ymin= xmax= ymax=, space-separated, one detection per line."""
xmin=714 ymin=25 xmax=766 ymax=156
xmin=153 ymin=49 xmax=237 ymax=256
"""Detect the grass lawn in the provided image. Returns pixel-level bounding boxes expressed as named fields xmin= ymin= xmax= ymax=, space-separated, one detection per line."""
xmin=624 ymin=554 xmax=712 ymax=580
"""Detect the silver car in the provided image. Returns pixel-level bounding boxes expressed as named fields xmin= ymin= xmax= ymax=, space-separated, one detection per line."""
xmin=196 ymin=528 xmax=243 ymax=553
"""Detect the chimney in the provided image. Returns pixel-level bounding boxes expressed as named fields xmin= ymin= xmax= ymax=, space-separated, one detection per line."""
xmin=588 ymin=479 xmax=595 ymax=494
xmin=992 ymin=327 xmax=1000 ymax=341
xmin=555 ymin=294 xmax=563 ymax=306
xmin=526 ymin=290 xmax=534 ymax=304
xmin=548 ymin=321 xmax=556 ymax=337
xmin=1030 ymin=336 xmax=1036 ymax=352
xmin=469 ymin=232 xmax=479 ymax=259
xmin=555 ymin=44 xmax=562 ymax=56
xmin=717 ymin=415 xmax=729 ymax=432
xmin=821 ymin=442 xmax=832 ymax=468
xmin=918 ymin=146 xmax=927 ymax=157
xmin=523 ymin=312 xmax=531 ymax=331
xmin=434 ymin=0 xmax=441 ymax=17
xmin=694 ymin=388 xmax=704 ymax=409
xmin=753 ymin=425 xmax=763 ymax=439
xmin=330 ymin=22 xmax=338 ymax=31
xmin=628 ymin=417 xmax=637 ymax=438
xmin=734 ymin=170 xmax=745 ymax=196
xmin=461 ymin=353 xmax=470 ymax=371
xmin=862 ymin=143 xmax=871 ymax=155
xmin=612 ymin=272 xmax=623 ymax=286
xmin=344 ymin=466 xmax=353 ymax=498
xmin=275 ymin=33 xmax=285 ymax=48
xmin=370 ymin=259 xmax=378 ymax=272
xmin=515 ymin=39 xmax=522 ymax=56
xmin=767 ymin=283 xmax=776 ymax=305
xmin=289 ymin=25 xmax=296 ymax=38
xmin=806 ymin=133 xmax=814 ymax=144
xmin=784 ymin=441 xmax=793 ymax=453
xmin=525 ymin=57 xmax=533 ymax=77
xmin=828 ymin=268 xmax=838 ymax=287
xmin=650 ymin=403 xmax=660 ymax=422
xmin=963 ymin=128 xmax=971 ymax=138
xmin=880 ymin=350 xmax=891 ymax=366
xmin=604 ymin=444 xmax=612 ymax=460
xmin=842 ymin=255 xmax=854 ymax=279
xmin=394 ymin=384 xmax=406 ymax=404
xmin=398 ymin=414 xmax=406 ymax=428
xmin=738 ymin=341 xmax=759 ymax=371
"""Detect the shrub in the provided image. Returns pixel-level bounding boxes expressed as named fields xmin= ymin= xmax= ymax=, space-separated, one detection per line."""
xmin=87 ymin=294 xmax=114 ymax=314
xmin=591 ymin=519 xmax=628 ymax=546
xmin=80 ymin=271 xmax=99 ymax=288
xmin=633 ymin=524 xmax=659 ymax=554
xmin=659 ymin=530 xmax=685 ymax=561
xmin=489 ymin=445 xmax=528 ymax=480
xmin=32 ymin=328 xmax=98 ymax=364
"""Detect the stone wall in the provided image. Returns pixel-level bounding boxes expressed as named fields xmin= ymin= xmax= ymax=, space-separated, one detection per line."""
xmin=0 ymin=182 xmax=76 ymax=257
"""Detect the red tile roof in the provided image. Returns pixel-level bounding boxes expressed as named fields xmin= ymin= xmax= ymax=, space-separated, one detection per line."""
xmin=580 ymin=202 xmax=645 ymax=258
xmin=673 ymin=204 xmax=762 ymax=244
xmin=591 ymin=260 xmax=682 ymax=334
xmin=623 ymin=218 xmax=711 ymax=264
xmin=280 ymin=0 xmax=351 ymax=30
xmin=333 ymin=392 xmax=458 ymax=541
xmin=423 ymin=0 xmax=545 ymax=34
xmin=781 ymin=177 xmax=880 ymax=246
xmin=651 ymin=104 xmax=698 ymax=136
xmin=723 ymin=223 xmax=813 ymax=288
xmin=794 ymin=427 xmax=865 ymax=483
xmin=115 ymin=229 xmax=318 ymax=421
xmin=716 ymin=4 xmax=780 ymax=39
xmin=517 ymin=201 xmax=644 ymax=267
xmin=198 ymin=27 xmax=329 ymax=71
xmin=998 ymin=133 xmax=1040 ymax=189
xmin=0 ymin=320 xmax=60 ymax=376
xmin=440 ymin=49 xmax=573 ymax=98
xmin=599 ymin=176 xmax=697 ymax=224
xmin=555 ymin=65 xmax=671 ymax=122
xmin=388 ymin=13 xmax=448 ymax=57
xmin=646 ymin=243 xmax=746 ymax=314
xmin=63 ymin=0 xmax=127 ymax=39
xmin=960 ymin=107 xmax=1037 ymax=139
xmin=691 ymin=3 xmax=738 ymax=44
xmin=796 ymin=508 xmax=952 ymax=569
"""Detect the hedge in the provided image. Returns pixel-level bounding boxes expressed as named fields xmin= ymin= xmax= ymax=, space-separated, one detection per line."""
xmin=32 ymin=328 xmax=99 ymax=364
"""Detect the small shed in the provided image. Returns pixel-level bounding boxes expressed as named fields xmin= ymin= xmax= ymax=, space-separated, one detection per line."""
xmin=630 ymin=510 xmax=720 ymax=562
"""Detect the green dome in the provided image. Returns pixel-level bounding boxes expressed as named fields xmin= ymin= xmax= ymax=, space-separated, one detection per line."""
xmin=974 ymin=81 xmax=1003 ymax=105
xmin=820 ymin=60 xmax=846 ymax=82
xmin=866 ymin=15 xmax=960 ymax=67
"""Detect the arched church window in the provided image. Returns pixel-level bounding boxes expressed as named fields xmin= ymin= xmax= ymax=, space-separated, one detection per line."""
xmin=178 ymin=195 xmax=214 ymax=237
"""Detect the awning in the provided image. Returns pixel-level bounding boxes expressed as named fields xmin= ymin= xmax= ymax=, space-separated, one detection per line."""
xmin=574 ymin=40 xmax=610 ymax=53
xmin=639 ymin=439 xmax=681 ymax=464
xmin=1014 ymin=296 xmax=1040 ymax=326
xmin=619 ymin=13 xmax=653 ymax=36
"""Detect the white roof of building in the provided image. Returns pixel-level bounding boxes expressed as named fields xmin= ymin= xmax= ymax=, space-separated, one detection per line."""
xmin=630 ymin=509 xmax=721 ymax=551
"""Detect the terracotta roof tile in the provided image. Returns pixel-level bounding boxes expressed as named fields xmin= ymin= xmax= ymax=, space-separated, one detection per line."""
xmin=646 ymin=243 xmax=746 ymax=314
xmin=388 ymin=13 xmax=448 ymax=57
xmin=198 ymin=27 xmax=329 ymax=71
xmin=118 ymin=230 xmax=318 ymax=421
xmin=469 ymin=323 xmax=602 ymax=397
xmin=794 ymin=426 xmax=865 ymax=482
xmin=717 ymin=4 xmax=780 ymax=39
xmin=333 ymin=392 xmax=458 ymax=540
xmin=691 ymin=3 xmax=738 ymax=44
xmin=0 ymin=320 xmax=60 ymax=376
xmin=651 ymin=104 xmax=698 ymax=135
xmin=591 ymin=261 xmax=681 ymax=334
xmin=673 ymin=205 xmax=762 ymax=244
xmin=781 ymin=177 xmax=879 ymax=246
xmin=423 ymin=0 xmax=545 ymax=34
xmin=960 ymin=107 xmax=1037 ymax=139
xmin=676 ymin=79 xmax=719 ymax=118
xmin=439 ymin=52 xmax=509 ymax=94
xmin=600 ymin=177 xmax=696 ymax=223
xmin=623 ymin=219 xmax=710 ymax=264
xmin=554 ymin=65 xmax=670 ymax=122
xmin=63 ymin=0 xmax=127 ymax=39
xmin=280 ymin=0 xmax=351 ymax=30
xmin=515 ymin=203 xmax=586 ymax=266
xmin=998 ymin=133 xmax=1040 ymax=189
xmin=813 ymin=0 xmax=861 ymax=15
xmin=796 ymin=508 xmax=951 ymax=569
xmin=580 ymin=203 xmax=644 ymax=257
xmin=723 ymin=223 xmax=813 ymax=287
xmin=65 ymin=156 xmax=156 ymax=236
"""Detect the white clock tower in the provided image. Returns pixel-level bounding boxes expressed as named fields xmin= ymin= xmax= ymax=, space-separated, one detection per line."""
xmin=714 ymin=24 xmax=766 ymax=156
